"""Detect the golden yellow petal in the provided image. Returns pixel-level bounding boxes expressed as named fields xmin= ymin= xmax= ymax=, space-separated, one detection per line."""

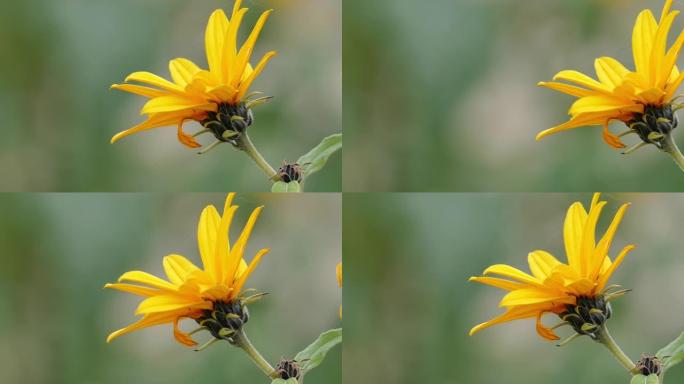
xmin=125 ymin=71 xmax=183 ymax=93
xmin=236 ymin=51 xmax=277 ymax=101
xmin=594 ymin=57 xmax=629 ymax=88
xmin=205 ymin=9 xmax=229 ymax=77
xmin=536 ymin=312 xmax=560 ymax=341
xmin=106 ymin=312 xmax=177 ymax=343
xmin=173 ymin=317 xmax=198 ymax=347
xmin=578 ymin=200 xmax=607 ymax=277
xmin=563 ymin=201 xmax=588 ymax=271
xmin=633 ymin=10 xmax=658 ymax=76
xmin=111 ymin=84 xmax=168 ymax=98
xmin=111 ymin=114 xmax=183 ymax=144
xmin=135 ymin=294 xmax=211 ymax=315
xmin=198 ymin=204 xmax=221 ymax=279
xmin=469 ymin=276 xmax=526 ymax=291
xmin=232 ymin=248 xmax=269 ymax=298
xmin=536 ymin=112 xmax=611 ymax=141
xmin=482 ymin=264 xmax=542 ymax=287
xmin=538 ymin=81 xmax=595 ymax=98
xmin=596 ymin=245 xmax=636 ymax=292
xmin=118 ymin=270 xmax=178 ymax=291
xmin=162 ymin=254 xmax=200 ymax=285
xmin=141 ymin=95 xmax=215 ymax=115
xmin=527 ymin=251 xmax=562 ymax=280
xmin=224 ymin=206 xmax=264 ymax=286
xmin=500 ymin=288 xmax=574 ymax=307
xmin=169 ymin=58 xmax=202 ymax=87
xmin=553 ymin=70 xmax=609 ymax=92
xmin=223 ymin=8 xmax=248 ymax=84
xmin=469 ymin=307 xmax=540 ymax=336
xmin=590 ymin=203 xmax=630 ymax=280
xmin=233 ymin=10 xmax=273 ymax=87
xmin=213 ymin=204 xmax=239 ymax=286
xmin=104 ymin=283 xmax=160 ymax=297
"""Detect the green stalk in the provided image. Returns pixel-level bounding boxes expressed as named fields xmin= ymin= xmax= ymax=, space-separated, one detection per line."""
xmin=596 ymin=326 xmax=636 ymax=373
xmin=661 ymin=134 xmax=684 ymax=173
xmin=232 ymin=329 xmax=276 ymax=379
xmin=236 ymin=133 xmax=277 ymax=180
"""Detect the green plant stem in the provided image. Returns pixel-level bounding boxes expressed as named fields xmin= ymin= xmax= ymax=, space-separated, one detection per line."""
xmin=596 ymin=326 xmax=636 ymax=373
xmin=661 ymin=134 xmax=684 ymax=173
xmin=232 ymin=329 xmax=276 ymax=378
xmin=237 ymin=133 xmax=277 ymax=180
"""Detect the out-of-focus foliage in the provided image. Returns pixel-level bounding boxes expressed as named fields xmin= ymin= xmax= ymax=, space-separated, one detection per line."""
xmin=0 ymin=0 xmax=340 ymax=191
xmin=343 ymin=193 xmax=684 ymax=383
xmin=343 ymin=0 xmax=684 ymax=191
xmin=0 ymin=193 xmax=341 ymax=383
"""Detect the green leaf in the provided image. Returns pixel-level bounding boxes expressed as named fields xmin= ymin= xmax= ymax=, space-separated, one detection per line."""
xmin=270 ymin=379 xmax=298 ymax=384
xmin=629 ymin=374 xmax=659 ymax=384
xmin=297 ymin=133 xmax=342 ymax=178
xmin=656 ymin=331 xmax=684 ymax=371
xmin=271 ymin=181 xmax=301 ymax=193
xmin=295 ymin=328 xmax=342 ymax=373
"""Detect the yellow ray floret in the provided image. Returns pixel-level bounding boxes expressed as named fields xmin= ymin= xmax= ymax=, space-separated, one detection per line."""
xmin=469 ymin=193 xmax=635 ymax=341
xmin=105 ymin=193 xmax=269 ymax=346
xmin=538 ymin=0 xmax=684 ymax=148
xmin=111 ymin=0 xmax=277 ymax=148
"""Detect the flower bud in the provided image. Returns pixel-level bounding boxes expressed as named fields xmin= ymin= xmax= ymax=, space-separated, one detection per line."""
xmin=277 ymin=162 xmax=304 ymax=183
xmin=275 ymin=359 xmax=302 ymax=381
xmin=201 ymin=102 xmax=254 ymax=144
xmin=636 ymin=355 xmax=662 ymax=376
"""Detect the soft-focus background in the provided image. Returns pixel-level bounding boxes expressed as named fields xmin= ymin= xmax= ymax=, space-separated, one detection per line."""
xmin=0 ymin=0 xmax=341 ymax=191
xmin=344 ymin=0 xmax=684 ymax=191
xmin=0 ymin=193 xmax=341 ymax=383
xmin=344 ymin=193 xmax=684 ymax=383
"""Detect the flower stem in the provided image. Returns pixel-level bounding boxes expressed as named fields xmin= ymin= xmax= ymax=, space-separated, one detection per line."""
xmin=596 ymin=326 xmax=636 ymax=373
xmin=661 ymin=134 xmax=684 ymax=173
xmin=237 ymin=133 xmax=277 ymax=180
xmin=232 ymin=329 xmax=276 ymax=378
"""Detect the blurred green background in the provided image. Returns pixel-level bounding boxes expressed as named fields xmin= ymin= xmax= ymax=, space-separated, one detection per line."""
xmin=0 ymin=0 xmax=341 ymax=192
xmin=343 ymin=0 xmax=684 ymax=191
xmin=0 ymin=193 xmax=341 ymax=383
xmin=344 ymin=193 xmax=684 ymax=383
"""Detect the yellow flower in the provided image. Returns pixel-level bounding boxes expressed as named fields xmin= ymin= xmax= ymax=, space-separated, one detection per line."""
xmin=105 ymin=193 xmax=269 ymax=347
xmin=336 ymin=262 xmax=342 ymax=318
xmin=469 ymin=193 xmax=635 ymax=341
xmin=111 ymin=0 xmax=276 ymax=148
xmin=539 ymin=0 xmax=684 ymax=149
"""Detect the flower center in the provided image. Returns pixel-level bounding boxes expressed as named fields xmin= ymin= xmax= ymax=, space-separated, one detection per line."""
xmin=201 ymin=103 xmax=254 ymax=144
xmin=275 ymin=359 xmax=302 ymax=380
xmin=197 ymin=300 xmax=249 ymax=341
xmin=628 ymin=104 xmax=678 ymax=147
xmin=559 ymin=295 xmax=612 ymax=339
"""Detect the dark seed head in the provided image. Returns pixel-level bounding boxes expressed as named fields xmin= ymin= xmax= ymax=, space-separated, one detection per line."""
xmin=277 ymin=163 xmax=304 ymax=183
xmin=201 ymin=102 xmax=254 ymax=144
xmin=627 ymin=104 xmax=678 ymax=147
xmin=275 ymin=359 xmax=302 ymax=380
xmin=197 ymin=300 xmax=249 ymax=341
xmin=559 ymin=295 xmax=612 ymax=339
xmin=636 ymin=355 xmax=662 ymax=376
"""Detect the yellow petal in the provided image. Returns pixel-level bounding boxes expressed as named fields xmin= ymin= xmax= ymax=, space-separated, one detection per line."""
xmin=632 ymin=10 xmax=658 ymax=75
xmin=594 ymin=57 xmax=629 ymax=88
xmin=135 ymin=294 xmax=210 ymax=315
xmin=538 ymin=81 xmax=595 ymax=98
xmin=469 ymin=306 xmax=540 ymax=336
xmin=111 ymin=114 xmax=182 ymax=143
xmin=469 ymin=276 xmax=526 ymax=291
xmin=536 ymin=112 xmax=611 ymax=141
xmin=482 ymin=264 xmax=542 ymax=287
xmin=224 ymin=206 xmax=263 ymax=286
xmin=107 ymin=312 xmax=177 ymax=343
xmin=213 ymin=204 xmax=239 ymax=285
xmin=205 ymin=9 xmax=229 ymax=76
xmin=173 ymin=317 xmax=198 ymax=347
xmin=553 ymin=70 xmax=609 ymax=92
xmin=169 ymin=58 xmax=202 ymax=87
xmin=141 ymin=95 xmax=215 ymax=115
xmin=597 ymin=245 xmax=636 ymax=292
xmin=111 ymin=83 xmax=168 ymax=98
xmin=536 ymin=312 xmax=560 ymax=341
xmin=236 ymin=51 xmax=277 ymax=101
xmin=125 ymin=71 xmax=183 ymax=93
xmin=232 ymin=248 xmax=269 ymax=298
xmin=233 ymin=10 xmax=273 ymax=87
xmin=118 ymin=270 xmax=178 ymax=291
xmin=527 ymin=251 xmax=562 ymax=280
xmin=197 ymin=204 xmax=221 ymax=277
xmin=563 ymin=201 xmax=587 ymax=270
xmin=590 ymin=202 xmax=630 ymax=280
xmin=223 ymin=8 xmax=248 ymax=84
xmin=578 ymin=200 xmax=607 ymax=276
xmin=162 ymin=254 xmax=200 ymax=285
xmin=104 ymin=283 xmax=160 ymax=297
xmin=500 ymin=288 xmax=574 ymax=307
